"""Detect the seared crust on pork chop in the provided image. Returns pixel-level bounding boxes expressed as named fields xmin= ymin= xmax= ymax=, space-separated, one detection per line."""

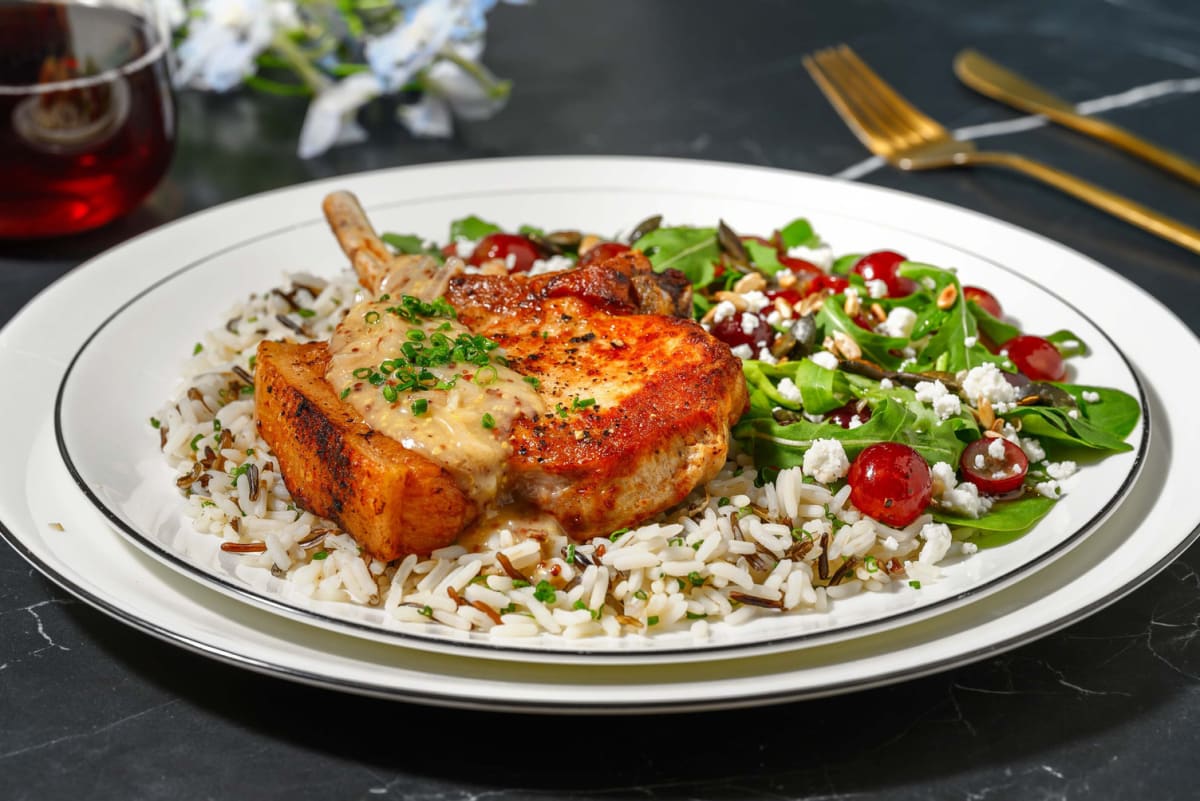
xmin=256 ymin=340 xmax=475 ymax=559
xmin=446 ymin=259 xmax=747 ymax=538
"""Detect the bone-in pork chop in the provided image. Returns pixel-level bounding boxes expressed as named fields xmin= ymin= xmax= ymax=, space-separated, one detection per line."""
xmin=255 ymin=192 xmax=747 ymax=560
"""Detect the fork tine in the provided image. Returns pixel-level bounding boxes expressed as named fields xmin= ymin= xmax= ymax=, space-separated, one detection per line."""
xmin=809 ymin=48 xmax=918 ymax=157
xmin=803 ymin=50 xmax=902 ymax=159
xmin=834 ymin=45 xmax=947 ymax=142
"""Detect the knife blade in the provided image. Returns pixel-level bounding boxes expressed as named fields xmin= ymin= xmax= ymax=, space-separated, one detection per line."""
xmin=954 ymin=49 xmax=1200 ymax=186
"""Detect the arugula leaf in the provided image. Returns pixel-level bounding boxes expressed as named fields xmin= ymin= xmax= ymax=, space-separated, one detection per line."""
xmin=969 ymin=303 xmax=1020 ymax=346
xmin=450 ymin=215 xmax=502 ymax=242
xmin=518 ymin=224 xmax=544 ymax=237
xmin=899 ymin=263 xmax=1006 ymax=374
xmin=743 ymin=359 xmax=850 ymax=414
xmin=381 ymin=233 xmax=430 ymax=255
xmin=830 ymin=253 xmax=861 ymax=276
xmin=743 ymin=240 xmax=785 ymax=276
xmin=816 ymin=300 xmax=909 ymax=370
xmin=736 ymin=386 xmax=979 ymax=469
xmin=779 ymin=218 xmax=818 ymax=249
xmin=632 ymin=226 xmax=719 ymax=287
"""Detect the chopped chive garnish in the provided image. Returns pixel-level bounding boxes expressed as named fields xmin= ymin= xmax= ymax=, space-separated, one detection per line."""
xmin=688 ymin=571 xmax=705 ymax=587
xmin=192 ymin=342 xmax=203 ymax=355
xmin=511 ymin=579 xmax=530 ymax=589
xmin=212 ymin=418 xmax=222 ymax=432
xmin=609 ymin=527 xmax=630 ymax=541
xmin=481 ymin=413 xmax=496 ymax=429
xmin=533 ymin=580 xmax=556 ymax=603
xmin=647 ymin=616 xmax=660 ymax=626
xmin=189 ymin=434 xmax=204 ymax=451
xmin=364 ymin=310 xmax=381 ymax=324
xmin=908 ymin=580 xmax=922 ymax=589
xmin=312 ymin=550 xmax=329 ymax=560
xmin=523 ymin=375 xmax=541 ymax=388
xmin=686 ymin=611 xmax=707 ymax=620
xmin=149 ymin=417 xmax=160 ymax=429
xmin=418 ymin=604 xmax=433 ymax=617
xmin=572 ymin=397 xmax=596 ymax=409
xmin=296 ymin=308 xmax=316 ymax=318
xmin=411 ymin=398 xmax=428 ymax=415
xmin=340 ymin=386 xmax=351 ymax=400
xmin=633 ymin=589 xmax=648 ymax=601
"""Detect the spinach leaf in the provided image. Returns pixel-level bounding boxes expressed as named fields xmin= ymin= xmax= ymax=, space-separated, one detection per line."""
xmin=1046 ymin=329 xmax=1088 ymax=358
xmin=743 ymin=240 xmax=785 ymax=276
xmin=631 ymin=226 xmax=720 ymax=287
xmin=450 ymin=215 xmax=501 ymax=242
xmin=779 ymin=218 xmax=818 ymax=249
xmin=1064 ymin=384 xmax=1140 ymax=440
xmin=1007 ymin=405 xmax=1133 ymax=453
xmin=381 ymin=233 xmax=429 ymax=255
xmin=934 ymin=495 xmax=1057 ymax=547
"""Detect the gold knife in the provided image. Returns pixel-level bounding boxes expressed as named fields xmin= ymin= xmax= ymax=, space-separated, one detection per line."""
xmin=954 ymin=49 xmax=1200 ymax=186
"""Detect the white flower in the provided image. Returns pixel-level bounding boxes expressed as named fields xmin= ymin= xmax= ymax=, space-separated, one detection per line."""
xmin=174 ymin=0 xmax=297 ymax=91
xmin=297 ymin=72 xmax=383 ymax=159
xmin=396 ymin=92 xmax=455 ymax=138
xmin=366 ymin=0 xmax=461 ymax=91
xmin=422 ymin=51 xmax=509 ymax=121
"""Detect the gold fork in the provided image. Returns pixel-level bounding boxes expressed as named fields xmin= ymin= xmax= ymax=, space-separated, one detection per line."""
xmin=804 ymin=45 xmax=1200 ymax=255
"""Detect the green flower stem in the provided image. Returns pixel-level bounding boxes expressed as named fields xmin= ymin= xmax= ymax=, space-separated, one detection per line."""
xmin=437 ymin=47 xmax=512 ymax=99
xmin=269 ymin=30 xmax=330 ymax=93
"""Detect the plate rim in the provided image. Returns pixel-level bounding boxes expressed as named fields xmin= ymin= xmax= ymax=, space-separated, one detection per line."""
xmin=49 ymin=155 xmax=1149 ymax=663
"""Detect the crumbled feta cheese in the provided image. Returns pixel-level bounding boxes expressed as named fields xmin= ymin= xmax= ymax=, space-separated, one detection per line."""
xmin=987 ymin=437 xmax=1006 ymax=460
xmin=454 ymin=239 xmax=476 ymax=259
xmin=766 ymin=310 xmax=782 ymax=326
xmin=757 ymin=347 xmax=778 ymax=365
xmin=933 ymin=394 xmax=962 ymax=420
xmin=961 ymin=541 xmax=979 ymax=555
xmin=1067 ymin=409 xmax=1079 ymax=419
xmin=930 ymin=461 xmax=992 ymax=518
xmin=1019 ymin=437 xmax=1046 ymax=463
xmin=527 ymin=255 xmax=574 ymax=276
xmin=1082 ymin=390 xmax=1101 ymax=403
xmin=847 ymin=415 xmax=864 ymax=429
xmin=777 ymin=377 xmax=803 ymax=404
xmin=877 ymin=306 xmax=917 ymax=339
xmin=973 ymin=453 xmax=986 ymax=469
xmin=803 ymin=439 xmax=851 ymax=484
xmin=730 ymin=344 xmax=753 ymax=359
xmin=785 ymin=243 xmax=834 ymax=269
xmin=879 ymin=378 xmax=894 ymax=390
xmin=866 ymin=279 xmax=889 ymax=299
xmin=960 ymin=363 xmax=1017 ymax=411
xmin=742 ymin=291 xmax=770 ymax=313
xmin=711 ymin=300 xmax=737 ymax=325
xmin=505 ymin=252 xmax=517 ymax=270
xmin=915 ymin=379 xmax=962 ymax=420
xmin=811 ymin=351 xmax=839 ymax=370
xmin=1035 ymin=480 xmax=1062 ymax=499
xmin=918 ymin=523 xmax=953 ymax=564
xmin=740 ymin=312 xmax=760 ymax=336
xmin=1046 ymin=461 xmax=1077 ymax=480
xmin=964 ymin=336 xmax=977 ymax=348
xmin=1061 ymin=339 xmax=1080 ymax=350
xmin=882 ymin=535 xmax=900 ymax=551
xmin=921 ymin=277 xmax=936 ymax=290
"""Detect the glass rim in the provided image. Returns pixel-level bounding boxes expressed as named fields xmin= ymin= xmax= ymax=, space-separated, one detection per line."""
xmin=0 ymin=0 xmax=170 ymax=95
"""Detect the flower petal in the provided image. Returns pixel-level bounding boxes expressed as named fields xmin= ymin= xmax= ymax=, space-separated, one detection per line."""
xmin=297 ymin=72 xmax=383 ymax=158
xmin=397 ymin=93 xmax=454 ymax=138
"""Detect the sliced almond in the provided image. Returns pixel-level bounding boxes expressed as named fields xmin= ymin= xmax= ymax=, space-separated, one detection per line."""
xmin=578 ymin=234 xmax=602 ymax=256
xmin=777 ymin=271 xmax=798 ymax=290
xmin=843 ymin=289 xmax=861 ymax=318
xmin=773 ymin=297 xmax=794 ymax=319
xmin=733 ymin=273 xmax=767 ymax=294
xmin=870 ymin=302 xmax=888 ymax=323
xmin=976 ymin=397 xmax=995 ymax=430
xmin=936 ymin=284 xmax=958 ymax=309
xmin=713 ymin=291 xmax=749 ymax=311
xmin=832 ymin=331 xmax=862 ymax=361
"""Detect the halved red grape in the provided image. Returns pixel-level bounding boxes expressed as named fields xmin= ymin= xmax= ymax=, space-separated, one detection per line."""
xmin=959 ymin=437 xmax=1029 ymax=495
xmin=847 ymin=442 xmax=932 ymax=527
xmin=826 ymin=400 xmax=872 ymax=429
xmin=469 ymin=233 xmax=542 ymax=272
xmin=710 ymin=311 xmax=774 ymax=350
xmin=852 ymin=250 xmax=917 ymax=298
xmin=577 ymin=241 xmax=631 ymax=267
xmin=1002 ymin=335 xmax=1065 ymax=382
xmin=963 ymin=285 xmax=1003 ymax=318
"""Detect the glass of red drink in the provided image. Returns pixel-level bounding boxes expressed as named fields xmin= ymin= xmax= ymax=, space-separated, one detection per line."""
xmin=0 ymin=0 xmax=175 ymax=238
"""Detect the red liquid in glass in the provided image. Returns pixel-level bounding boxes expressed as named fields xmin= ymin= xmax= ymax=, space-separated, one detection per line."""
xmin=0 ymin=1 xmax=175 ymax=238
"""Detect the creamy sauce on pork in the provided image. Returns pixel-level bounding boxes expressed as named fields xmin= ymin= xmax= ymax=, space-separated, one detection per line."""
xmin=326 ymin=294 xmax=545 ymax=508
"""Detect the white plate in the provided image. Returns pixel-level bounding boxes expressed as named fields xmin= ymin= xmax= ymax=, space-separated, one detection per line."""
xmin=52 ymin=157 xmax=1146 ymax=662
xmin=0 ymin=158 xmax=1193 ymax=712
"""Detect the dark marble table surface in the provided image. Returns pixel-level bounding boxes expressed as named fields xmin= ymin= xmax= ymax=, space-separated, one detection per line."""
xmin=3 ymin=1 xmax=1199 ymax=798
